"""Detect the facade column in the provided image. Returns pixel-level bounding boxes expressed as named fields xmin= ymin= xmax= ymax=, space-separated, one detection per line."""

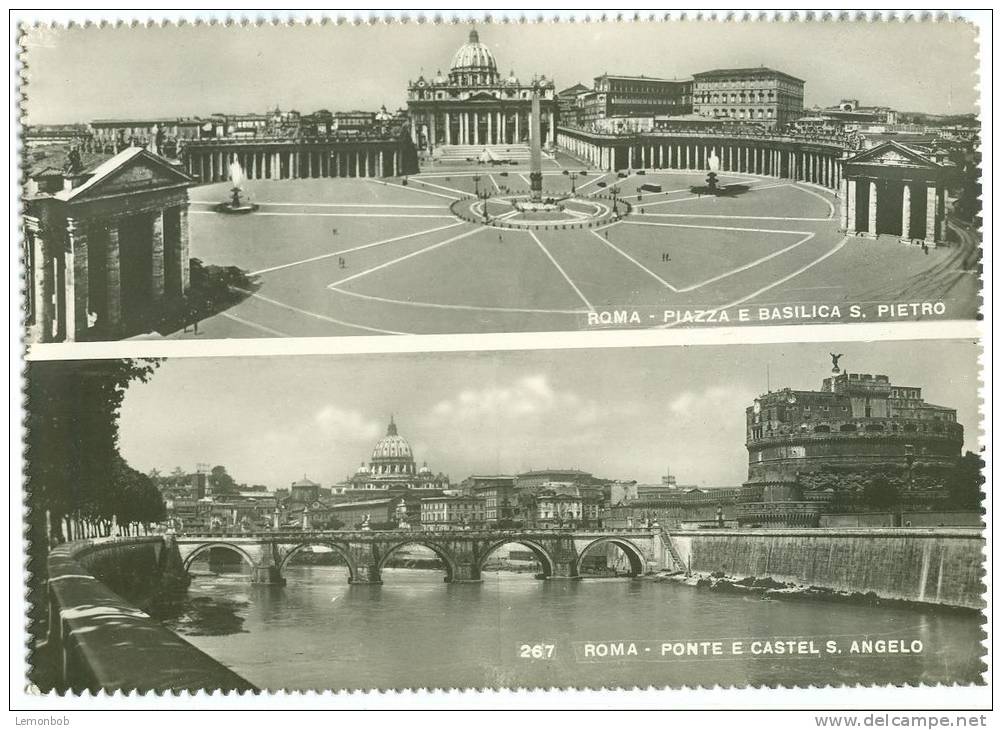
xmin=846 ymin=179 xmax=857 ymax=232
xmin=105 ymin=223 xmax=122 ymax=332
xmin=868 ymin=180 xmax=878 ymax=236
xmin=151 ymin=210 xmax=165 ymax=307
xmin=429 ymin=114 xmax=437 ymax=150
xmin=548 ymin=111 xmax=555 ymax=145
xmin=901 ymin=184 xmax=911 ymax=240
xmin=410 ymin=117 xmax=417 ymax=145
xmin=444 ymin=112 xmax=452 ymax=145
xmin=486 ymin=112 xmax=493 ymax=145
xmin=355 ymin=151 xmax=361 ymax=177
xmin=925 ymin=184 xmax=937 ymax=243
xmin=392 ymin=150 xmax=399 ymax=177
xmin=473 ymin=112 xmax=479 ymax=145
xmin=178 ymin=206 xmax=191 ymax=294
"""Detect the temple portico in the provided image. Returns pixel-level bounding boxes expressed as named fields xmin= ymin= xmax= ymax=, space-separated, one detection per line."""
xmin=24 ymin=147 xmax=194 ymax=342
xmin=840 ymin=140 xmax=953 ymax=245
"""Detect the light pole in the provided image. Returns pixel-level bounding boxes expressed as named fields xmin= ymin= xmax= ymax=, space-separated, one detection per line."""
xmin=569 ymin=171 xmax=578 ymax=195
xmin=472 ymin=173 xmax=481 ymax=197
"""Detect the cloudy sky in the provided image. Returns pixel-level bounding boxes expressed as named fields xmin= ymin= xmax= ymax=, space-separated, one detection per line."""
xmin=22 ymin=20 xmax=979 ymax=124
xmin=115 ymin=340 xmax=981 ymax=490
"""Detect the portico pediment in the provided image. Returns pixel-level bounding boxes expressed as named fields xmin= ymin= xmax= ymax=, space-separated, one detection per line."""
xmin=844 ymin=141 xmax=940 ymax=169
xmin=58 ymin=147 xmax=194 ymax=203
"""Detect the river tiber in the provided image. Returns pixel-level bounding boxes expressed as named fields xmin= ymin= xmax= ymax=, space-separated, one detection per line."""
xmin=26 ymin=342 xmax=984 ymax=692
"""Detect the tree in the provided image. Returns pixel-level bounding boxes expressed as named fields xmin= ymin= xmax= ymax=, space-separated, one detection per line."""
xmin=945 ymin=451 xmax=985 ymax=511
xmin=862 ymin=473 xmax=899 ymax=511
xmin=26 ymin=358 xmax=161 ymax=543
xmin=209 ymin=465 xmax=238 ymax=496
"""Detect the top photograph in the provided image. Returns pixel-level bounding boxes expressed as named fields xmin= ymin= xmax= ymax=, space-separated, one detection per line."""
xmin=20 ymin=19 xmax=981 ymax=342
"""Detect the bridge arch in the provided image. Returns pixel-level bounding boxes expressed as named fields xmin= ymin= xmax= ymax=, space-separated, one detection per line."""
xmin=476 ymin=538 xmax=556 ymax=578
xmin=377 ymin=540 xmax=458 ymax=582
xmin=575 ymin=537 xmax=647 ymax=578
xmin=278 ymin=542 xmax=359 ymax=583
xmin=182 ymin=542 xmax=257 ymax=574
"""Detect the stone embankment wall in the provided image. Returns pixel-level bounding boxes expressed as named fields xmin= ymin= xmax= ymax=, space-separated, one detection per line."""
xmin=47 ymin=536 xmax=256 ymax=692
xmin=669 ymin=528 xmax=985 ymax=609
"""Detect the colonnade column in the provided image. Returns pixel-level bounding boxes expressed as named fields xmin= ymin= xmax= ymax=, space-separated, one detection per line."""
xmin=178 ymin=207 xmax=190 ymax=293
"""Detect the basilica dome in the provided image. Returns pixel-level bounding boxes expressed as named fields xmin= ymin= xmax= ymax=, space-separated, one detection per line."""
xmin=371 ymin=416 xmax=414 ymax=461
xmin=449 ymin=29 xmax=499 ymax=85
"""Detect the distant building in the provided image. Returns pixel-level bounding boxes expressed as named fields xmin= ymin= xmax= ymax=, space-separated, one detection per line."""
xmin=463 ymin=475 xmax=518 ymax=523
xmin=556 ymin=83 xmax=591 ymax=127
xmin=420 ymin=495 xmax=486 ymax=531
xmin=691 ymin=67 xmax=805 ymax=128
xmin=405 ymin=28 xmax=558 ymax=150
xmin=577 ymin=74 xmax=693 ymax=129
xmin=335 ymin=416 xmax=449 ymax=501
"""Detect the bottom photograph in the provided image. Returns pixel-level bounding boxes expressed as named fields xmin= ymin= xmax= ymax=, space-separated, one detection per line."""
xmin=25 ymin=340 xmax=985 ymax=693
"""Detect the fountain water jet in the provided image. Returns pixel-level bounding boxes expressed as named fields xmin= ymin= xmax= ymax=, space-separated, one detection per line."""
xmin=215 ymin=156 xmax=259 ymax=214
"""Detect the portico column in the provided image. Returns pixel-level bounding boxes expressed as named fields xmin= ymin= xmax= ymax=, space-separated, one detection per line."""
xmin=486 ymin=112 xmax=493 ymax=145
xmin=355 ymin=151 xmax=361 ymax=177
xmin=841 ymin=178 xmax=851 ymax=229
xmin=846 ymin=179 xmax=857 ymax=232
xmin=925 ymin=184 xmax=937 ymax=242
xmin=105 ymin=224 xmax=122 ymax=332
xmin=473 ymin=112 xmax=479 ymax=145
xmin=30 ymin=226 xmax=52 ymax=341
xmin=392 ymin=150 xmax=399 ymax=176
xmin=901 ymin=184 xmax=911 ymax=240
xmin=410 ymin=117 xmax=418 ymax=145
xmin=65 ymin=219 xmax=88 ymax=341
xmin=868 ymin=180 xmax=878 ymax=236
xmin=444 ymin=111 xmax=452 ymax=145
xmin=151 ymin=210 xmax=165 ymax=307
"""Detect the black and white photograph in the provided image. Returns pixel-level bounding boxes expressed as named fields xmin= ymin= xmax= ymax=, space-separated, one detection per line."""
xmin=20 ymin=20 xmax=981 ymax=342
xmin=26 ymin=341 xmax=985 ymax=693
xmin=12 ymin=10 xmax=990 ymax=719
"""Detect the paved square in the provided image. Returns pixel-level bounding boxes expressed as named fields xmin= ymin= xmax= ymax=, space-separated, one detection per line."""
xmin=175 ymin=164 xmax=978 ymax=338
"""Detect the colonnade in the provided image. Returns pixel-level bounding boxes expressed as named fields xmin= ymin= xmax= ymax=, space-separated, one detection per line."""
xmin=185 ymin=145 xmax=404 ymax=183
xmin=556 ymin=131 xmax=844 ymax=190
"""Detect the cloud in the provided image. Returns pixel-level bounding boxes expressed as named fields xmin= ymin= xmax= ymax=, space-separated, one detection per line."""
xmin=426 ymin=374 xmax=607 ymax=429
xmin=669 ymin=385 xmax=742 ymax=415
xmin=314 ymin=405 xmax=383 ymax=441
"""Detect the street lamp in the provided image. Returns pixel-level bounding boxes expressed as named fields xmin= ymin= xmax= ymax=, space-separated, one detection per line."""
xmin=611 ymin=186 xmax=620 ymax=216
xmin=569 ymin=171 xmax=578 ymax=195
xmin=472 ymin=173 xmax=481 ymax=197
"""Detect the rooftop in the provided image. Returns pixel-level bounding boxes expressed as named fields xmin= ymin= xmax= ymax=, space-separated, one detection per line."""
xmin=692 ymin=67 xmax=805 ymax=84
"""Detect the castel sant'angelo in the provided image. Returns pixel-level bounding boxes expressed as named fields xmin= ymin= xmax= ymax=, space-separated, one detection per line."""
xmin=738 ymin=363 xmax=966 ymax=527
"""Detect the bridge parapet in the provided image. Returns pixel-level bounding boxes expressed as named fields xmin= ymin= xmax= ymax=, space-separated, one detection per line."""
xmin=174 ymin=529 xmax=664 ymax=585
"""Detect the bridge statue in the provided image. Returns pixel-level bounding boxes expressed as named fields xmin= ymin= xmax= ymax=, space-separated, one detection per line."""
xmin=830 ymin=352 xmax=844 ymax=373
xmin=172 ymin=528 xmax=666 ymax=585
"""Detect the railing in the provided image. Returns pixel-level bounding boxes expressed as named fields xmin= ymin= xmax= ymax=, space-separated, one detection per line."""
xmin=46 ymin=536 xmax=256 ymax=692
xmin=175 ymin=527 xmax=659 ymax=539
xmin=557 ymin=124 xmax=854 ymax=150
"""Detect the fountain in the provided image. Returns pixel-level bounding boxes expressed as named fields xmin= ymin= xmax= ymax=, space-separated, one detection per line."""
xmin=215 ymin=156 xmax=259 ymax=214
xmin=689 ymin=149 xmax=750 ymax=197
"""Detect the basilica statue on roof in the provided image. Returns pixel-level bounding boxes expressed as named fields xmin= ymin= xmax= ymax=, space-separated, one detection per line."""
xmin=405 ymin=28 xmax=557 ymax=151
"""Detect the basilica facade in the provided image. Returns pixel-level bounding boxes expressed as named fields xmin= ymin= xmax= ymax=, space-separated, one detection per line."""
xmin=405 ymin=29 xmax=558 ymax=151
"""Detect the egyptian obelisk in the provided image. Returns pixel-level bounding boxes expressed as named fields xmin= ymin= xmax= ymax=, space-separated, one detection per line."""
xmin=529 ymin=83 xmax=543 ymax=203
